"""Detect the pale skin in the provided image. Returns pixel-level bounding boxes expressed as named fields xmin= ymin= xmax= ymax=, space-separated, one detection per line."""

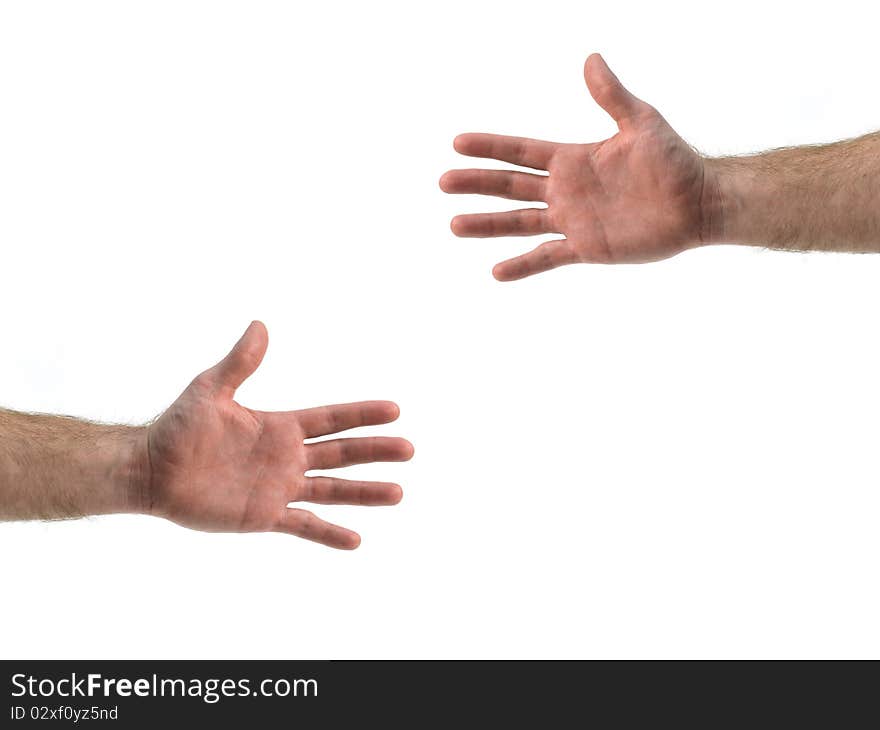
xmin=441 ymin=53 xmax=880 ymax=280
xmin=5 ymin=54 xmax=880 ymax=552
xmin=0 ymin=321 xmax=413 ymax=549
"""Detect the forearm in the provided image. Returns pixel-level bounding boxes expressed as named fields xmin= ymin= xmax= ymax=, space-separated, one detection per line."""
xmin=702 ymin=132 xmax=880 ymax=252
xmin=0 ymin=409 xmax=148 ymax=521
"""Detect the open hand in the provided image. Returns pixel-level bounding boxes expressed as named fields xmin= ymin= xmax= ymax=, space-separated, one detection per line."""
xmin=441 ymin=54 xmax=711 ymax=281
xmin=142 ymin=321 xmax=413 ymax=549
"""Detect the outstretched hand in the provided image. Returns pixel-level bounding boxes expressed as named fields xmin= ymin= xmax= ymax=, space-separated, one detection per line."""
xmin=441 ymin=53 xmax=711 ymax=281
xmin=142 ymin=321 xmax=413 ymax=549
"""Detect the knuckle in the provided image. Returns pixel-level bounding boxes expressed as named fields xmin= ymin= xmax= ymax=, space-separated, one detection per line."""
xmin=298 ymin=511 xmax=317 ymax=536
xmin=331 ymin=481 xmax=345 ymax=502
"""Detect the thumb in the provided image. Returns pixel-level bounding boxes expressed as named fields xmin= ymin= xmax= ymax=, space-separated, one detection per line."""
xmin=584 ymin=53 xmax=652 ymax=128
xmin=206 ymin=320 xmax=268 ymax=397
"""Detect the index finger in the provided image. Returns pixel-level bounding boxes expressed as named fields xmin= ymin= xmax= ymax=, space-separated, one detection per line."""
xmin=296 ymin=401 xmax=400 ymax=439
xmin=453 ymin=133 xmax=557 ymax=170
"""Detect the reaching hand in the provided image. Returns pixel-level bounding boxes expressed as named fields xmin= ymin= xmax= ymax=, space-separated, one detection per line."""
xmin=141 ymin=321 xmax=413 ymax=549
xmin=440 ymin=53 xmax=711 ymax=281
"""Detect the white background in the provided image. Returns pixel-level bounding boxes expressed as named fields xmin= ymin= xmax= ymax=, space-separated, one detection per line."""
xmin=1 ymin=0 xmax=879 ymax=659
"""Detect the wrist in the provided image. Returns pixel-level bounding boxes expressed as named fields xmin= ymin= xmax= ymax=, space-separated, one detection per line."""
xmin=699 ymin=157 xmax=734 ymax=245
xmin=113 ymin=426 xmax=152 ymax=516
xmin=700 ymin=156 xmax=769 ymax=246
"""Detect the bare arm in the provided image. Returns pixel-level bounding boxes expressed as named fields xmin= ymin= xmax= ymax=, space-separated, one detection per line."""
xmin=441 ymin=53 xmax=880 ymax=280
xmin=0 ymin=410 xmax=143 ymax=520
xmin=705 ymin=133 xmax=880 ymax=252
xmin=0 ymin=322 xmax=413 ymax=549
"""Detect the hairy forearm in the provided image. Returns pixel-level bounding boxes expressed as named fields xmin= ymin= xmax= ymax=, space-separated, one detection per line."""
xmin=0 ymin=409 xmax=147 ymax=521
xmin=702 ymin=132 xmax=880 ymax=252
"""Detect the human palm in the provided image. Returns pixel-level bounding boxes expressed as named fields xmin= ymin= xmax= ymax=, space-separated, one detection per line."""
xmin=441 ymin=54 xmax=709 ymax=280
xmin=144 ymin=321 xmax=412 ymax=549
